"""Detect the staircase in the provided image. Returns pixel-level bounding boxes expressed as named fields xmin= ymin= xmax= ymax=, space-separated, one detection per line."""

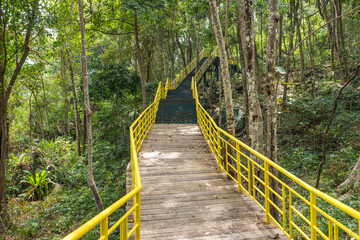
xmin=155 ymin=58 xmax=208 ymax=124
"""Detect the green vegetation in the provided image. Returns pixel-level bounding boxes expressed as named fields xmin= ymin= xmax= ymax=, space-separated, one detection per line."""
xmin=1 ymin=0 xmax=359 ymax=239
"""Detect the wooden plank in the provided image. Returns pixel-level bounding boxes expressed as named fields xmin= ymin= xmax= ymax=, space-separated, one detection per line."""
xmin=126 ymin=124 xmax=288 ymax=239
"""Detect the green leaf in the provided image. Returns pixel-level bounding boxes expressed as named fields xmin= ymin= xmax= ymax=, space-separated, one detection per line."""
xmin=275 ymin=66 xmax=287 ymax=74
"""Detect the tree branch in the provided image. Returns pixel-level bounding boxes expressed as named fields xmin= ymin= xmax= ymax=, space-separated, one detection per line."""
xmin=84 ymin=28 xmax=134 ymax=36
xmin=5 ymin=0 xmax=38 ymax=102
xmin=31 ymin=49 xmax=53 ymax=66
xmin=315 ymin=63 xmax=360 ymax=189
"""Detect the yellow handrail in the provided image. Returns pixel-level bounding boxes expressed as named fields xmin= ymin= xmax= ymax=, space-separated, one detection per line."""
xmin=191 ymin=78 xmax=360 ymax=240
xmin=63 ymin=81 xmax=167 ymax=240
xmin=193 ymin=49 xmax=217 ymax=84
xmin=170 ymin=49 xmax=208 ymax=89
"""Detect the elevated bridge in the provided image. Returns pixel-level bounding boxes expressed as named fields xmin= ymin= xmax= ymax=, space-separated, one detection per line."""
xmin=63 ymin=49 xmax=360 ymax=240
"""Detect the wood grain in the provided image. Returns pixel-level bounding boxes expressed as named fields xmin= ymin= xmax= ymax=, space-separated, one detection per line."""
xmin=127 ymin=124 xmax=288 ymax=239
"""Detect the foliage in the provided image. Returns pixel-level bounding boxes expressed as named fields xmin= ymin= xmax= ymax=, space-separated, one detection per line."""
xmin=21 ymin=170 xmax=51 ymax=201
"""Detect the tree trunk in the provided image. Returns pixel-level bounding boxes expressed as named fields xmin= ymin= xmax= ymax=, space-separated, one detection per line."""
xmin=0 ymin=0 xmax=38 ymax=232
xmin=176 ymin=33 xmax=187 ymax=69
xmin=40 ymin=74 xmax=50 ymax=133
xmin=236 ymin=5 xmax=250 ymax=143
xmin=316 ymin=63 xmax=360 ymax=189
xmin=209 ymin=0 xmax=235 ymax=138
xmin=295 ymin=0 xmax=305 ymax=83
xmin=134 ymin=13 xmax=147 ymax=110
xmin=265 ymin=0 xmax=280 ymax=221
xmin=337 ymin=155 xmax=360 ymax=193
xmin=67 ymin=49 xmax=82 ymax=156
xmin=60 ymin=50 xmax=69 ymax=136
xmin=237 ymin=0 xmax=264 ymax=154
xmin=225 ymin=0 xmax=230 ymax=51
xmin=29 ymin=93 xmax=32 ymax=150
xmin=77 ymin=0 xmax=104 ymax=213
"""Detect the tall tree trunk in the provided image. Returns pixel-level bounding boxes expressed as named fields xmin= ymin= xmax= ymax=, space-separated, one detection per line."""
xmin=295 ymin=0 xmax=305 ymax=83
xmin=134 ymin=13 xmax=147 ymax=110
xmin=236 ymin=5 xmax=250 ymax=143
xmin=333 ymin=0 xmax=349 ymax=79
xmin=0 ymin=0 xmax=38 ymax=231
xmin=237 ymin=0 xmax=264 ymax=154
xmin=40 ymin=74 xmax=50 ymax=133
xmin=67 ymin=49 xmax=82 ymax=156
xmin=278 ymin=15 xmax=283 ymax=65
xmin=146 ymin=35 xmax=154 ymax=83
xmin=283 ymin=0 xmax=296 ymax=104
xmin=77 ymin=0 xmax=104 ymax=213
xmin=209 ymin=0 xmax=235 ymax=138
xmin=225 ymin=0 xmax=230 ymax=51
xmin=176 ymin=33 xmax=187 ymax=69
xmin=29 ymin=93 xmax=33 ymax=149
xmin=265 ymin=0 xmax=280 ymax=221
xmin=60 ymin=50 xmax=69 ymax=136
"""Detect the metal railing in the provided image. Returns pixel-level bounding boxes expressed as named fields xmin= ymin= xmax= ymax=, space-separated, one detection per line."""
xmin=193 ymin=49 xmax=217 ymax=84
xmin=191 ymin=78 xmax=360 ymax=240
xmin=170 ymin=49 xmax=208 ymax=89
xmin=63 ymin=80 xmax=169 ymax=240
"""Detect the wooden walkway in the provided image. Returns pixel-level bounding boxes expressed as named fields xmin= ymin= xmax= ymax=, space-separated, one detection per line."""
xmin=128 ymin=124 xmax=287 ymax=240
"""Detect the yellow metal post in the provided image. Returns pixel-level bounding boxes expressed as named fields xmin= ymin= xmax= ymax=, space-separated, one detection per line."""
xmin=217 ymin=128 xmax=221 ymax=172
xmin=225 ymin=144 xmax=229 ymax=173
xmin=134 ymin=192 xmax=141 ymax=239
xmin=236 ymin=143 xmax=241 ymax=193
xmin=264 ymin=162 xmax=270 ymax=223
xmin=282 ymin=185 xmax=286 ymax=231
xmin=120 ymin=218 xmax=128 ymax=240
xmin=310 ymin=192 xmax=317 ymax=240
xmin=328 ymin=220 xmax=333 ymax=240
xmin=248 ymin=158 xmax=251 ymax=194
xmin=100 ymin=217 xmax=109 ymax=240
xmin=289 ymin=191 xmax=293 ymax=239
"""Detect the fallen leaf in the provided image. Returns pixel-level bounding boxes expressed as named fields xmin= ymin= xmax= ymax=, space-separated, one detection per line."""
xmin=268 ymin=233 xmax=280 ymax=239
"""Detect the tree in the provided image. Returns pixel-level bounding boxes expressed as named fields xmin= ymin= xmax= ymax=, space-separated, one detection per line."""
xmin=0 ymin=0 xmax=39 ymax=232
xmin=237 ymin=0 xmax=264 ymax=154
xmin=209 ymin=0 xmax=235 ymax=138
xmin=264 ymin=0 xmax=280 ymax=220
xmin=77 ymin=0 xmax=104 ymax=213
xmin=67 ymin=49 xmax=82 ymax=156
xmin=134 ymin=12 xmax=147 ymax=110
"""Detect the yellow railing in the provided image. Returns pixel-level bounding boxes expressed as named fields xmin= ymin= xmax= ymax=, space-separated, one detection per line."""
xmin=193 ymin=49 xmax=217 ymax=84
xmin=192 ymin=78 xmax=360 ymax=240
xmin=170 ymin=49 xmax=208 ymax=89
xmin=63 ymin=81 xmax=167 ymax=240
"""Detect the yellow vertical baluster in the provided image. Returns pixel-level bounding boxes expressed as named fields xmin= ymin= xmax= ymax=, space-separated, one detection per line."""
xmin=134 ymin=192 xmax=141 ymax=239
xmin=252 ymin=162 xmax=255 ymax=199
xmin=100 ymin=217 xmax=108 ymax=240
xmin=120 ymin=218 xmax=128 ymax=240
xmin=265 ymin=162 xmax=270 ymax=224
xmin=282 ymin=185 xmax=286 ymax=231
xmin=310 ymin=192 xmax=317 ymax=240
xmin=328 ymin=220 xmax=333 ymax=240
xmin=236 ymin=142 xmax=241 ymax=193
xmin=225 ymin=144 xmax=229 ymax=173
xmin=289 ymin=190 xmax=293 ymax=239
xmin=247 ymin=157 xmax=251 ymax=194
xmin=217 ymin=128 xmax=221 ymax=172
xmin=334 ymin=224 xmax=338 ymax=240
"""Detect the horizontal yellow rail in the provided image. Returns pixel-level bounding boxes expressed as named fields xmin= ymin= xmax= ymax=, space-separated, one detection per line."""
xmin=63 ymin=79 xmax=169 ymax=240
xmin=192 ymin=78 xmax=360 ymax=240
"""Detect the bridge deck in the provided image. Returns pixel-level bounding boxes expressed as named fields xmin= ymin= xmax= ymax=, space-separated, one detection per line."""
xmin=128 ymin=124 xmax=287 ymax=239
